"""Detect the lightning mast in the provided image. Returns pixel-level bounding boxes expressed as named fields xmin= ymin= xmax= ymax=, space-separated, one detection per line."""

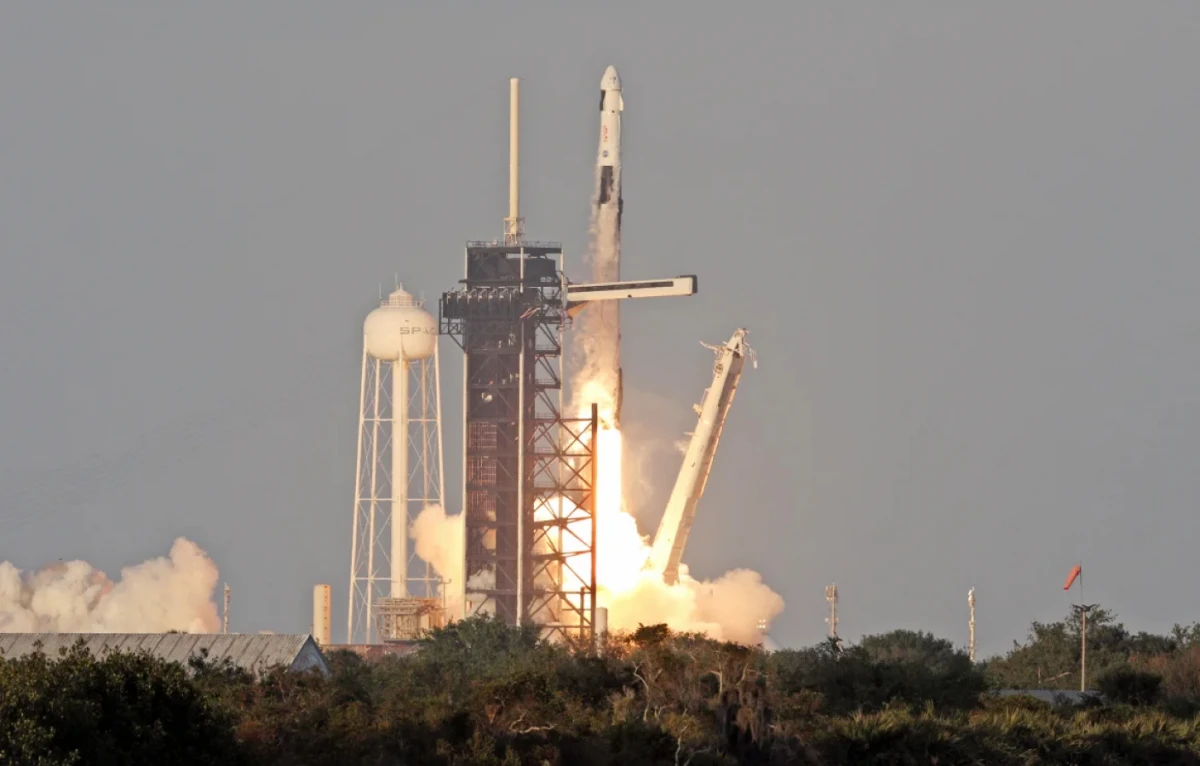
xmin=648 ymin=328 xmax=755 ymax=585
xmin=503 ymin=78 xmax=523 ymax=245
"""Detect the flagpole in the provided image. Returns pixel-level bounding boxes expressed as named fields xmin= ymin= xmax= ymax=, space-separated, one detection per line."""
xmin=1076 ymin=560 xmax=1092 ymax=693
xmin=1082 ymin=620 xmax=1089 ymax=690
xmin=1064 ymin=561 xmax=1091 ymax=692
xmin=1078 ymin=560 xmax=1084 ymax=606
xmin=1080 ymin=594 xmax=1087 ymax=691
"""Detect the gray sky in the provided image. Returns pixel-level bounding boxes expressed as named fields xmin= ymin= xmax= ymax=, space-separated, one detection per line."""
xmin=2 ymin=4 xmax=1199 ymax=656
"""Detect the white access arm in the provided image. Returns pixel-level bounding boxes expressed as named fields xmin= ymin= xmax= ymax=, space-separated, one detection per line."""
xmin=565 ymin=275 xmax=696 ymax=316
xmin=648 ymin=328 xmax=754 ymax=585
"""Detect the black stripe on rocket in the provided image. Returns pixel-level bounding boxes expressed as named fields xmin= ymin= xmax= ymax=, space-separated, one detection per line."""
xmin=599 ymin=166 xmax=614 ymax=205
xmin=598 ymin=166 xmax=623 ymax=227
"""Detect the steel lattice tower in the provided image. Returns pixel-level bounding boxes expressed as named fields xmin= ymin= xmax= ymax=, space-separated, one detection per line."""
xmin=440 ymin=241 xmax=598 ymax=643
xmin=438 ymin=79 xmax=597 ymax=642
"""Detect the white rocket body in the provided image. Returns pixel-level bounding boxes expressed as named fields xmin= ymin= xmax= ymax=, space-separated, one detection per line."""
xmin=598 ymin=66 xmax=623 ymax=179
xmin=593 ymin=65 xmax=624 ymax=427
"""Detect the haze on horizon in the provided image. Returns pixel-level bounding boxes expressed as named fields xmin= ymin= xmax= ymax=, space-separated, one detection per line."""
xmin=1 ymin=4 xmax=1199 ymax=657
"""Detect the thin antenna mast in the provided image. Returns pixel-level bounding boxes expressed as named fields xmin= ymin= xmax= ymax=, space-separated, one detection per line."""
xmin=968 ymin=588 xmax=976 ymax=662
xmin=825 ymin=583 xmax=839 ymax=639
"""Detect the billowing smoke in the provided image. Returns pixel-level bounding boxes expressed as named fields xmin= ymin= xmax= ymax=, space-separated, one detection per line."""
xmin=605 ymin=567 xmax=785 ymax=646
xmin=0 ymin=538 xmax=221 ymax=633
xmin=409 ymin=504 xmax=464 ymax=617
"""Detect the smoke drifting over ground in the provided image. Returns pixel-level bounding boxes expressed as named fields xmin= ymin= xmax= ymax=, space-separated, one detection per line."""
xmin=410 ymin=504 xmax=464 ymax=616
xmin=605 ymin=566 xmax=785 ymax=646
xmin=0 ymin=538 xmax=221 ymax=633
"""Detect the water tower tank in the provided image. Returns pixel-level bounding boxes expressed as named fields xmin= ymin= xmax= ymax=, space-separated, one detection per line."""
xmin=363 ymin=286 xmax=437 ymax=361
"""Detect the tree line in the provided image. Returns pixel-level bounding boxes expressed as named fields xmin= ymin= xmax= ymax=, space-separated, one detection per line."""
xmin=5 ymin=608 xmax=1200 ymax=764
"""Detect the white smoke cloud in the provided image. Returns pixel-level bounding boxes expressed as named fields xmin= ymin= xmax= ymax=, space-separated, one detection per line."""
xmin=0 ymin=537 xmax=221 ymax=633
xmin=689 ymin=567 xmax=786 ymax=644
xmin=409 ymin=504 xmax=464 ymax=618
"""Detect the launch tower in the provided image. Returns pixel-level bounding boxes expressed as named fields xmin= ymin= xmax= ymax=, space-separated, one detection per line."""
xmin=440 ymin=79 xmax=600 ymax=643
xmin=439 ymin=74 xmax=698 ymax=642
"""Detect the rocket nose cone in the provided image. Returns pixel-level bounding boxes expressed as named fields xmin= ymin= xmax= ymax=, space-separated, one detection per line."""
xmin=601 ymin=65 xmax=621 ymax=90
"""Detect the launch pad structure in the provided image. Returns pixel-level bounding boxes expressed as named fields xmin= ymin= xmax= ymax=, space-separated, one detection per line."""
xmin=440 ymin=78 xmax=599 ymax=643
xmin=441 ymin=240 xmax=600 ymax=643
xmin=438 ymin=74 xmax=698 ymax=643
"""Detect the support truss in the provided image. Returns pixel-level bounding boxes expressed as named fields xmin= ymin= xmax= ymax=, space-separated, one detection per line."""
xmin=440 ymin=241 xmax=597 ymax=643
xmin=527 ymin=405 xmax=598 ymax=643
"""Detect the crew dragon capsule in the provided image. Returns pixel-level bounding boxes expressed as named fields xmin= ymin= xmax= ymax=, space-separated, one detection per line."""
xmin=598 ymin=65 xmax=623 ymax=215
xmin=594 ymin=65 xmax=625 ymax=427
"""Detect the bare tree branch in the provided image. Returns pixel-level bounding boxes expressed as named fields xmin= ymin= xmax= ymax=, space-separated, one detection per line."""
xmin=674 ymin=722 xmax=690 ymax=766
xmin=632 ymin=663 xmax=656 ymax=722
xmin=508 ymin=710 xmax=555 ymax=735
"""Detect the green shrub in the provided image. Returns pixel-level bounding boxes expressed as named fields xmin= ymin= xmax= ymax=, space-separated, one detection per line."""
xmin=1097 ymin=666 xmax=1163 ymax=706
xmin=978 ymin=692 xmax=1052 ymax=713
xmin=12 ymin=617 xmax=1200 ymax=763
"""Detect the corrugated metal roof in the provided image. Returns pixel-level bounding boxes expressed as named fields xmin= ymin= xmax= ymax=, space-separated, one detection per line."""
xmin=0 ymin=633 xmax=330 ymax=675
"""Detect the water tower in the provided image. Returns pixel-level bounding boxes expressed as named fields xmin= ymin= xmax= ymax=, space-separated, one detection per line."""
xmin=347 ymin=285 xmax=446 ymax=643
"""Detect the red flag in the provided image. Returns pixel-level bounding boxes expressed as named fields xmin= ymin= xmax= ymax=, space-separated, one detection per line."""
xmin=1063 ymin=564 xmax=1081 ymax=591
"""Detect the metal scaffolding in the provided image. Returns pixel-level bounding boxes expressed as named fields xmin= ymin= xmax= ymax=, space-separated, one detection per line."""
xmin=441 ymin=241 xmax=598 ymax=643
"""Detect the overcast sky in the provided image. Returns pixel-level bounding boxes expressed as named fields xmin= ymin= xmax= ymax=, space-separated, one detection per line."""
xmin=2 ymin=4 xmax=1199 ymax=656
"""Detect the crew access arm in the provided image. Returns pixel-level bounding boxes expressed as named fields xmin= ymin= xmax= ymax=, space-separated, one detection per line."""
xmin=649 ymin=328 xmax=753 ymax=585
xmin=565 ymin=275 xmax=698 ymax=425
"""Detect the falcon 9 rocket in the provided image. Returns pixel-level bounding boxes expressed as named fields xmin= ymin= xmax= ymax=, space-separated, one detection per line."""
xmin=592 ymin=65 xmax=624 ymax=427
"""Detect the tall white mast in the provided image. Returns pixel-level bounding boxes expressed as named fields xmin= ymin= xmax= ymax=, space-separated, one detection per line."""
xmin=503 ymin=77 xmax=523 ymax=245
